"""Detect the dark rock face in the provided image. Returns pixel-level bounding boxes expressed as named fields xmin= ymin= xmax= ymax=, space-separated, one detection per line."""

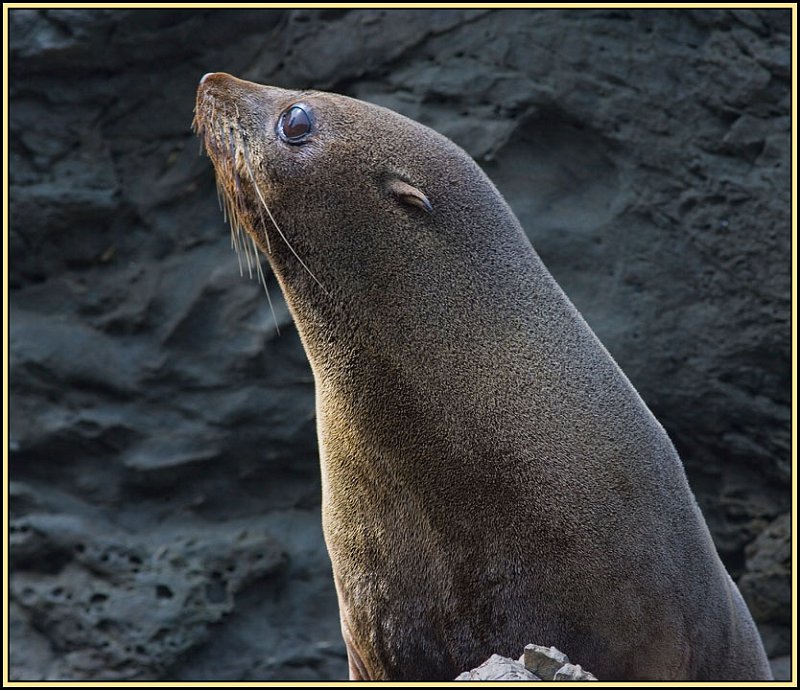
xmin=739 ymin=512 xmax=792 ymax=657
xmin=9 ymin=508 xmax=287 ymax=680
xmin=9 ymin=9 xmax=791 ymax=681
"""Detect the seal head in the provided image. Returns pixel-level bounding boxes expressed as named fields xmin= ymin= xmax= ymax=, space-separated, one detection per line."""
xmin=193 ymin=72 xmax=516 ymax=361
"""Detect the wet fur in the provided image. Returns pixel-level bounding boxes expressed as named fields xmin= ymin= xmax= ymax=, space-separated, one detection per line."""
xmin=194 ymin=74 xmax=772 ymax=681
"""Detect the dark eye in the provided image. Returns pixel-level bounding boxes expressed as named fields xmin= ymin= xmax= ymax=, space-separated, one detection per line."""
xmin=277 ymin=104 xmax=313 ymax=144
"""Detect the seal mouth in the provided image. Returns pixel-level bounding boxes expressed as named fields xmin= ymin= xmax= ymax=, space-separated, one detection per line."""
xmin=193 ymin=72 xmax=329 ymax=305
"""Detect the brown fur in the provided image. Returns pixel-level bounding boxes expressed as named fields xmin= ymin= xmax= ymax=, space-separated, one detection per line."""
xmin=194 ymin=73 xmax=772 ymax=681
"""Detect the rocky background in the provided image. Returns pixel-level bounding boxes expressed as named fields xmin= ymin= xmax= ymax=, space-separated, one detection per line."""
xmin=8 ymin=8 xmax=792 ymax=681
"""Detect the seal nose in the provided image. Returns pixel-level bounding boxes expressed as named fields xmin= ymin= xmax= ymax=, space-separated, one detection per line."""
xmin=198 ymin=72 xmax=248 ymax=92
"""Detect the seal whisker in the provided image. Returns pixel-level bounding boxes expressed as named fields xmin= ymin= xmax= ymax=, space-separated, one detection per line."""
xmin=228 ymin=170 xmax=255 ymax=279
xmin=253 ymin=204 xmax=273 ymax=255
xmin=226 ymin=126 xmax=239 ymax=166
xmin=230 ymin=196 xmax=252 ymax=280
xmin=251 ymin=233 xmax=281 ymax=336
xmin=234 ymin=206 xmax=250 ymax=275
xmin=216 ymin=180 xmax=224 ymax=214
xmin=233 ymin=226 xmax=245 ymax=277
xmin=240 ymin=144 xmax=273 ymax=256
xmin=221 ymin=189 xmax=246 ymax=278
xmin=240 ymin=144 xmax=329 ymax=296
xmin=232 ymin=224 xmax=245 ymax=277
xmin=243 ymin=224 xmax=254 ymax=279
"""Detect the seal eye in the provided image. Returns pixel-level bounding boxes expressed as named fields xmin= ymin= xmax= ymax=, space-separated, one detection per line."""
xmin=278 ymin=104 xmax=313 ymax=144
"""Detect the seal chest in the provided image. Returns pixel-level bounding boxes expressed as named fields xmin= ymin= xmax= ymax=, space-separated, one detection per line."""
xmin=194 ymin=73 xmax=772 ymax=681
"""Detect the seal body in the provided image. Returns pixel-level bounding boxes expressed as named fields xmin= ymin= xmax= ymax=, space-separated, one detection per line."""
xmin=194 ymin=73 xmax=772 ymax=681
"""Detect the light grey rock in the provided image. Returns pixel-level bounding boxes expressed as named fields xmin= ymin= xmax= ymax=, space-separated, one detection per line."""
xmin=553 ymin=663 xmax=598 ymax=681
xmin=458 ymin=647 xmax=598 ymax=681
xmin=523 ymin=644 xmax=571 ymax=681
xmin=456 ymin=654 xmax=541 ymax=681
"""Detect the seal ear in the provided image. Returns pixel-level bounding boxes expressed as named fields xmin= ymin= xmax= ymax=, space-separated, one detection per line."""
xmin=387 ymin=177 xmax=433 ymax=214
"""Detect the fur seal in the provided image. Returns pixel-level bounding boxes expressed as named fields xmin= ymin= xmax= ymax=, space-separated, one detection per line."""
xmin=193 ymin=72 xmax=772 ymax=681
